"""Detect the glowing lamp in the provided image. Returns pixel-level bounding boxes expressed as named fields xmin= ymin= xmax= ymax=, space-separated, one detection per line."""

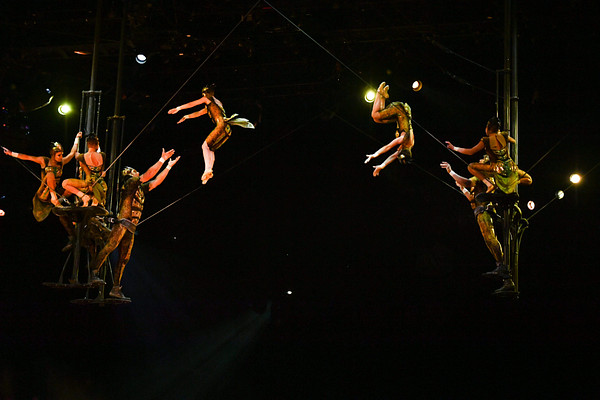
xmin=364 ymin=90 xmax=376 ymax=103
xmin=412 ymin=80 xmax=423 ymax=91
xmin=556 ymin=190 xmax=565 ymax=200
xmin=58 ymin=104 xmax=72 ymax=115
xmin=569 ymin=173 xmax=581 ymax=184
xmin=135 ymin=53 xmax=147 ymax=64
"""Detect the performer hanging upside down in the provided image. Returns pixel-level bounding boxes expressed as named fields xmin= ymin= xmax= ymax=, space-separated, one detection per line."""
xmin=445 ymin=117 xmax=519 ymax=194
xmin=62 ymin=135 xmax=107 ymax=207
xmin=3 ymin=132 xmax=81 ymax=220
xmin=89 ymin=148 xmax=179 ymax=300
xmin=365 ymin=82 xmax=414 ymax=176
xmin=168 ymin=83 xmax=254 ymax=185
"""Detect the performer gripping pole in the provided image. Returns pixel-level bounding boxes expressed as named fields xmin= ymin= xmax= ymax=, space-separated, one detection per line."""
xmin=168 ymin=83 xmax=254 ymax=185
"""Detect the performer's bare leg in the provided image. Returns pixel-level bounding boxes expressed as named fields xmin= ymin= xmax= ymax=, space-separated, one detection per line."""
xmin=476 ymin=212 xmax=503 ymax=263
xmin=109 ymin=232 xmax=134 ymax=299
xmin=371 ymin=82 xmax=390 ymax=123
xmin=89 ymin=224 xmax=128 ymax=285
xmin=468 ymin=163 xmax=495 ymax=193
xmin=201 ymin=141 xmax=215 ymax=184
xmin=62 ymin=179 xmax=97 ymax=206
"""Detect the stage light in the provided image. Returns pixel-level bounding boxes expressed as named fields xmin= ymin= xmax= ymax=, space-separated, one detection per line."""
xmin=412 ymin=80 xmax=423 ymax=91
xmin=527 ymin=201 xmax=535 ymax=210
xmin=286 ymin=290 xmax=293 ymax=295
xmin=569 ymin=173 xmax=581 ymax=184
xmin=364 ymin=89 xmax=376 ymax=103
xmin=0 ymin=209 xmax=5 ymax=217
xmin=556 ymin=190 xmax=565 ymax=199
xmin=135 ymin=53 xmax=147 ymax=64
xmin=58 ymin=103 xmax=72 ymax=115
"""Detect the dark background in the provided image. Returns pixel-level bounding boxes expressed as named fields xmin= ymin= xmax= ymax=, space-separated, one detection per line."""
xmin=1 ymin=1 xmax=599 ymax=398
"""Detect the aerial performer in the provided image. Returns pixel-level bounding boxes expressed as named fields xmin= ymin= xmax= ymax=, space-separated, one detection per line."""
xmin=364 ymin=82 xmax=414 ymax=176
xmin=88 ymin=148 xmax=179 ymax=300
xmin=62 ymin=134 xmax=107 ymax=207
xmin=3 ymin=132 xmax=81 ymax=223
xmin=168 ymin=83 xmax=254 ymax=185
xmin=441 ymin=156 xmax=532 ymax=293
xmin=445 ymin=117 xmax=521 ymax=194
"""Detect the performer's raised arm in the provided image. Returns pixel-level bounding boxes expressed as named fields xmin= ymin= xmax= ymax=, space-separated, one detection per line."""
xmin=140 ymin=148 xmax=175 ymax=183
xmin=149 ymin=156 xmax=180 ymax=191
xmin=62 ymin=132 xmax=82 ymax=164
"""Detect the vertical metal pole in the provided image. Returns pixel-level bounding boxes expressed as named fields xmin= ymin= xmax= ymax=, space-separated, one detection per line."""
xmin=87 ymin=0 xmax=103 ymax=137
xmin=503 ymin=0 xmax=511 ymax=132
xmin=106 ymin=1 xmax=127 ymax=213
xmin=511 ymin=1 xmax=519 ymax=167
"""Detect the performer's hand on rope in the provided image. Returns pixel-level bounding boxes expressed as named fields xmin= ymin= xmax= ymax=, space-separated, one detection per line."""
xmin=445 ymin=141 xmax=455 ymax=150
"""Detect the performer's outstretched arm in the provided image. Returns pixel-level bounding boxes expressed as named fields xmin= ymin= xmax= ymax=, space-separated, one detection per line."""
xmin=168 ymin=97 xmax=209 ymax=114
xmin=176 ymin=108 xmax=207 ymax=124
xmin=3 ymin=147 xmax=47 ymax=168
xmin=365 ymin=136 xmax=405 ymax=164
xmin=445 ymin=140 xmax=484 ymax=156
xmin=141 ymin=148 xmax=175 ymax=183
xmin=441 ymin=161 xmax=475 ymax=200
xmin=149 ymin=156 xmax=180 ymax=191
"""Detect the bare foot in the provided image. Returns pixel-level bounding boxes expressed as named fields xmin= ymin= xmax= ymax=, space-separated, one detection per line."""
xmin=201 ymin=170 xmax=214 ymax=185
xmin=377 ymin=82 xmax=389 ymax=99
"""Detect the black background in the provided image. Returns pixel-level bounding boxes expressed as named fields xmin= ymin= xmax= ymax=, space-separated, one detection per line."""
xmin=1 ymin=1 xmax=599 ymax=398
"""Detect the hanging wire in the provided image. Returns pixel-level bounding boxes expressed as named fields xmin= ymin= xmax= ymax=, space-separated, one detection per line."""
xmin=263 ymin=0 xmax=372 ymax=88
xmin=101 ymin=0 xmax=263 ymax=177
xmin=528 ymin=159 xmax=600 ymax=221
xmin=523 ymin=135 xmax=567 ymax=173
xmin=138 ymin=113 xmax=324 ymax=226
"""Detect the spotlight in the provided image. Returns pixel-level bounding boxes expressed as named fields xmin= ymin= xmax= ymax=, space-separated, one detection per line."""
xmin=364 ymin=89 xmax=376 ymax=103
xmin=58 ymin=104 xmax=72 ymax=116
xmin=556 ymin=190 xmax=565 ymax=199
xmin=286 ymin=290 xmax=293 ymax=295
xmin=527 ymin=201 xmax=535 ymax=210
xmin=412 ymin=80 xmax=423 ymax=91
xmin=569 ymin=173 xmax=581 ymax=184
xmin=135 ymin=53 xmax=147 ymax=64
xmin=0 ymin=209 xmax=5 ymax=217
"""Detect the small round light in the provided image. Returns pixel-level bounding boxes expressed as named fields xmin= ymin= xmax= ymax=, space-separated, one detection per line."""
xmin=412 ymin=80 xmax=423 ymax=91
xmin=135 ymin=53 xmax=147 ymax=64
xmin=286 ymin=290 xmax=293 ymax=295
xmin=58 ymin=104 xmax=72 ymax=115
xmin=556 ymin=190 xmax=565 ymax=200
xmin=0 ymin=209 xmax=5 ymax=217
xmin=364 ymin=90 xmax=376 ymax=103
xmin=569 ymin=173 xmax=581 ymax=184
xmin=527 ymin=201 xmax=535 ymax=210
